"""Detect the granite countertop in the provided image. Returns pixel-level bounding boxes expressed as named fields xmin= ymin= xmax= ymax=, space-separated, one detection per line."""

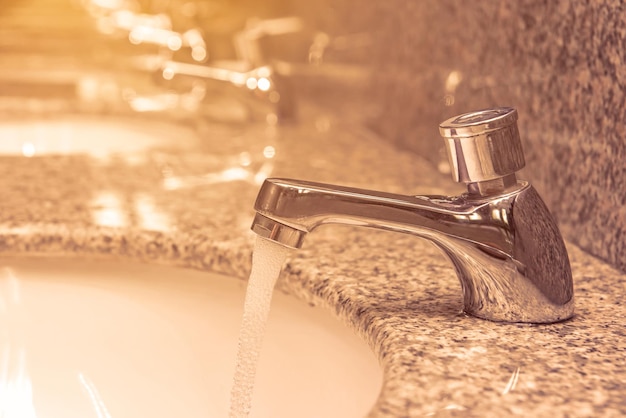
xmin=0 ymin=109 xmax=624 ymax=417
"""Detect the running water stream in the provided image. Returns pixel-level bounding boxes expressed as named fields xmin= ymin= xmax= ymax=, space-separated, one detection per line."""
xmin=229 ymin=236 xmax=293 ymax=417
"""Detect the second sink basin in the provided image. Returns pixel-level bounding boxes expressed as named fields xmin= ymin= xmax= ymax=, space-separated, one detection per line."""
xmin=0 ymin=257 xmax=382 ymax=417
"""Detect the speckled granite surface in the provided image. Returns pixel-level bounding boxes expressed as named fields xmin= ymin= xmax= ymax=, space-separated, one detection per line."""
xmin=0 ymin=110 xmax=624 ymax=417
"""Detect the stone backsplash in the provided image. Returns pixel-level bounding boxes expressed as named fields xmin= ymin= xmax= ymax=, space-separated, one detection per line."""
xmin=289 ymin=0 xmax=625 ymax=272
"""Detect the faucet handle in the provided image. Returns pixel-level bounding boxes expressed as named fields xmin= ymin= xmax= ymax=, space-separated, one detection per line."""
xmin=439 ymin=107 xmax=525 ymax=194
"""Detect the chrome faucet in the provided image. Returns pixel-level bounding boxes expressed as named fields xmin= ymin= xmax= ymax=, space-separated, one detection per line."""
xmin=250 ymin=108 xmax=574 ymax=323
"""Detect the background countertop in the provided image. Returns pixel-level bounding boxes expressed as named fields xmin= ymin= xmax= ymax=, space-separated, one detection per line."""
xmin=0 ymin=111 xmax=624 ymax=417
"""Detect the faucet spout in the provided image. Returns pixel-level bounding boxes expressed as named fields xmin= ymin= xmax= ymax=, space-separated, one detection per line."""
xmin=250 ymin=108 xmax=574 ymax=324
xmin=253 ymin=178 xmax=514 ymax=251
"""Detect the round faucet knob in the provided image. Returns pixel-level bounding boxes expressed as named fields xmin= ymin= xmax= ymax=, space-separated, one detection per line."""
xmin=439 ymin=107 xmax=525 ymax=184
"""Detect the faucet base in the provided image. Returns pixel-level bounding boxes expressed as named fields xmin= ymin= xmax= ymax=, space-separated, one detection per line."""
xmin=444 ymin=236 xmax=575 ymax=324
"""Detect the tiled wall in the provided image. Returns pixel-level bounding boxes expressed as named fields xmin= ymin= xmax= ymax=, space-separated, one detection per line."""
xmin=294 ymin=0 xmax=625 ymax=271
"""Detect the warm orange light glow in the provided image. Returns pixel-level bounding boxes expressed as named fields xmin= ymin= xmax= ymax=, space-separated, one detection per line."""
xmin=220 ymin=167 xmax=250 ymax=182
xmin=269 ymin=91 xmax=280 ymax=103
xmin=257 ymin=77 xmax=271 ymax=92
xmin=128 ymin=94 xmax=180 ymax=112
xmin=266 ymin=114 xmax=278 ymax=126
xmin=257 ymin=67 xmax=271 ymax=78
xmin=445 ymin=70 xmax=463 ymax=92
xmin=190 ymin=83 xmax=206 ymax=100
xmin=91 ymin=191 xmax=127 ymax=228
xmin=254 ymin=161 xmax=274 ymax=185
xmin=263 ymin=145 xmax=276 ymax=159
xmin=239 ymin=152 xmax=252 ymax=167
xmin=444 ymin=70 xmax=463 ymax=106
xmin=91 ymin=0 xmax=127 ymax=11
xmin=21 ymin=143 xmax=35 ymax=158
xmin=128 ymin=22 xmax=181 ymax=50
xmin=128 ymin=30 xmax=141 ymax=45
xmin=166 ymin=35 xmax=182 ymax=51
xmin=191 ymin=47 xmax=207 ymax=62
xmin=246 ymin=77 xmax=258 ymax=90
xmin=133 ymin=193 xmax=171 ymax=232
xmin=162 ymin=67 xmax=175 ymax=81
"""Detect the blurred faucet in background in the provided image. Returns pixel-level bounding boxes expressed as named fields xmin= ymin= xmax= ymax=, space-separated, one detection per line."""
xmin=1 ymin=0 xmax=372 ymax=124
xmin=154 ymin=13 xmax=304 ymax=122
xmin=232 ymin=16 xmax=303 ymax=68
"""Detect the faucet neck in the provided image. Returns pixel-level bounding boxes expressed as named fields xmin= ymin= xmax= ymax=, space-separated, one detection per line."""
xmin=466 ymin=173 xmax=518 ymax=197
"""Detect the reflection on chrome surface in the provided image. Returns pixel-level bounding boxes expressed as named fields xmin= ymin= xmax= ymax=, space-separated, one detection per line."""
xmin=251 ymin=108 xmax=574 ymax=324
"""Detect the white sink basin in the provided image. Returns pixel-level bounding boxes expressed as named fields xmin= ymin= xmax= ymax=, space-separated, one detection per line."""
xmin=0 ymin=257 xmax=381 ymax=417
